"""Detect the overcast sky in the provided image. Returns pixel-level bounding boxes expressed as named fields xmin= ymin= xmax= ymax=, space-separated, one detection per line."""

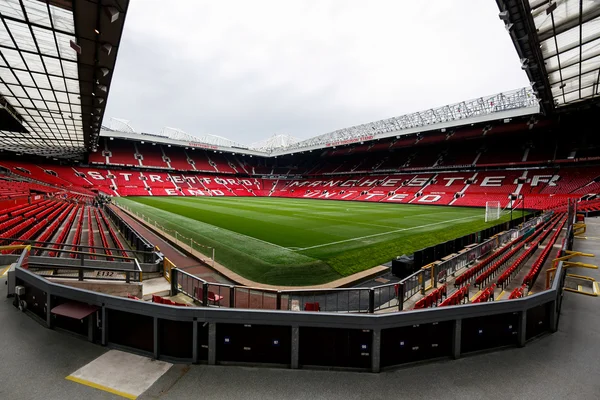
xmin=104 ymin=0 xmax=530 ymax=146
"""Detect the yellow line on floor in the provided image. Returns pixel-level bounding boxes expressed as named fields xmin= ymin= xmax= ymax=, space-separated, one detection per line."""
xmin=0 ymin=266 xmax=10 ymax=277
xmin=470 ymin=290 xmax=482 ymax=302
xmin=497 ymin=290 xmax=506 ymax=300
xmin=65 ymin=376 xmax=137 ymax=399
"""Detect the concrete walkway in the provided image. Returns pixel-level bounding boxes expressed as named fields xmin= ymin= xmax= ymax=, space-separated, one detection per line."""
xmin=3 ymin=262 xmax=600 ymax=400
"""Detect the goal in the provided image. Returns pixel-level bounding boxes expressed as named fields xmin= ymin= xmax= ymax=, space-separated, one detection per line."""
xmin=485 ymin=201 xmax=501 ymax=222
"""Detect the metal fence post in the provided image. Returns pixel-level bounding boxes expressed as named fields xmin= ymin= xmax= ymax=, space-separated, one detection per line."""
xmin=78 ymin=268 xmax=84 ymax=281
xmin=230 ymin=286 xmax=235 ymax=308
xmin=170 ymin=268 xmax=179 ymax=296
xmin=398 ymin=283 xmax=405 ymax=311
xmin=368 ymin=289 xmax=375 ymax=313
xmin=276 ymin=291 xmax=282 ymax=310
xmin=420 ymin=271 xmax=426 ymax=295
xmin=202 ymin=282 xmax=209 ymax=306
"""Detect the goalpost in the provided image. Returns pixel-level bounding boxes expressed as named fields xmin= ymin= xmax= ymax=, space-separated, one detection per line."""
xmin=485 ymin=201 xmax=501 ymax=222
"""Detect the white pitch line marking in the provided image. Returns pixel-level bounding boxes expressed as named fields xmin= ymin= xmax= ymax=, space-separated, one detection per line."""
xmin=294 ymin=215 xmax=480 ymax=251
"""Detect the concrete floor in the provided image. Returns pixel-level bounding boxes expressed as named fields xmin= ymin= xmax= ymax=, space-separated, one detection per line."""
xmin=2 ymin=218 xmax=599 ymax=400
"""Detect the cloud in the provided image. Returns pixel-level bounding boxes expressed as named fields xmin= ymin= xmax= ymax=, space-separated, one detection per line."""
xmin=104 ymin=0 xmax=530 ymax=145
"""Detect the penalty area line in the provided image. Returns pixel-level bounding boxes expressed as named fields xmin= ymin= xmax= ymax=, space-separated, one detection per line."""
xmin=293 ymin=215 xmax=480 ymax=251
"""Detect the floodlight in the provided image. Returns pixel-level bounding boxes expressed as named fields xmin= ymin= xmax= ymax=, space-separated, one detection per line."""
xmin=105 ymin=6 xmax=120 ymax=23
xmin=101 ymin=43 xmax=113 ymax=55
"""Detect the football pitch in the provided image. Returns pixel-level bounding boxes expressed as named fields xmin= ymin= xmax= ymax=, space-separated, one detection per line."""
xmin=116 ymin=197 xmax=516 ymax=286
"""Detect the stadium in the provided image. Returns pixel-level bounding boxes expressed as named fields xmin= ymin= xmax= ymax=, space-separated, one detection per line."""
xmin=1 ymin=0 xmax=600 ymax=398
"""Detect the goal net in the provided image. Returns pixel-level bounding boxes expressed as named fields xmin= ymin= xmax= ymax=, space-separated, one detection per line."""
xmin=485 ymin=201 xmax=501 ymax=222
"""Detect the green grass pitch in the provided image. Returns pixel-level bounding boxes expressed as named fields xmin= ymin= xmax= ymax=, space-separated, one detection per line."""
xmin=116 ymin=197 xmax=517 ymax=286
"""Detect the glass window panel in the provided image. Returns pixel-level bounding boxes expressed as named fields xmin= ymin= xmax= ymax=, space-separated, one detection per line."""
xmin=56 ymin=32 xmax=77 ymax=61
xmin=65 ymin=79 xmax=79 ymax=92
xmin=1 ymin=48 xmax=26 ymax=69
xmin=0 ymin=67 xmax=19 ymax=85
xmin=40 ymin=88 xmax=54 ymax=101
xmin=56 ymin=92 xmax=69 ymax=103
xmin=49 ymin=75 xmax=66 ymax=92
xmin=32 ymin=72 xmax=52 ymax=89
xmin=62 ymin=60 xmax=77 ymax=79
xmin=32 ymin=26 xmax=58 ymax=57
xmin=0 ymin=0 xmax=25 ymax=19
xmin=50 ymin=5 xmax=75 ymax=34
xmin=22 ymin=52 xmax=45 ymax=73
xmin=23 ymin=0 xmax=52 ymax=27
xmin=25 ymin=87 xmax=42 ymax=100
xmin=14 ymin=69 xmax=35 ymax=86
xmin=42 ymin=56 xmax=62 ymax=76
xmin=5 ymin=20 xmax=37 ymax=52
xmin=7 ymin=84 xmax=26 ymax=98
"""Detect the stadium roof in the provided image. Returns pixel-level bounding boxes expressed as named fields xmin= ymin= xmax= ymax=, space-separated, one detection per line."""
xmin=103 ymin=87 xmax=540 ymax=157
xmin=499 ymin=0 xmax=600 ymax=112
xmin=0 ymin=0 xmax=128 ymax=158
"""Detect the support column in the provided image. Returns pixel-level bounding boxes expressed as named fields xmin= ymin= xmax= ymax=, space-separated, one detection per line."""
xmin=208 ymin=323 xmax=217 ymax=365
xmin=452 ymin=319 xmax=462 ymax=359
xmin=518 ymin=310 xmax=527 ymax=347
xmin=291 ymin=326 xmax=299 ymax=369
xmin=88 ymin=314 xmax=94 ymax=342
xmin=549 ymin=300 xmax=558 ymax=333
xmin=101 ymin=305 xmax=107 ymax=346
xmin=192 ymin=319 xmax=199 ymax=363
xmin=46 ymin=292 xmax=52 ymax=328
xmin=371 ymin=329 xmax=381 ymax=373
xmin=153 ymin=317 xmax=159 ymax=358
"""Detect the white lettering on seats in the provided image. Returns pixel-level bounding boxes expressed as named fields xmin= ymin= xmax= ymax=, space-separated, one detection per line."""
xmin=418 ymin=195 xmax=441 ymax=203
xmin=88 ymin=171 xmax=105 ymax=180
xmin=480 ymin=176 xmax=504 ymax=186
xmin=530 ymin=175 xmax=559 ymax=187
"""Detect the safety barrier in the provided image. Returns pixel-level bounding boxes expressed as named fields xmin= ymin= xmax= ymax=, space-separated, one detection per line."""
xmin=8 ymin=240 xmax=569 ymax=372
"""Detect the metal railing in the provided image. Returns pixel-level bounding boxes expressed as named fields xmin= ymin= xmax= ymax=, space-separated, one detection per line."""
xmin=12 ymin=245 xmax=145 ymax=283
xmin=114 ymin=203 xmax=215 ymax=266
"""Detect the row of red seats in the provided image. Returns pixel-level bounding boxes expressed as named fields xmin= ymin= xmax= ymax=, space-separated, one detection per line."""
xmin=472 ymin=283 xmax=496 ymax=303
xmin=508 ymin=284 xmax=528 ymax=299
xmin=0 ymin=215 xmax=24 ymax=233
xmin=413 ymin=284 xmax=447 ymax=309
xmin=152 ymin=294 xmax=190 ymax=307
xmin=522 ymin=217 xmax=567 ymax=287
xmin=69 ymin=207 xmax=85 ymax=258
xmin=87 ymin=207 xmax=95 ymax=260
xmin=35 ymin=204 xmax=75 ymax=255
xmin=454 ymin=237 xmax=521 ymax=287
xmin=0 ymin=199 xmax=46 ymax=217
xmin=99 ymin=209 xmax=129 ymax=258
xmin=473 ymin=214 xmax=560 ymax=287
xmin=8 ymin=200 xmax=51 ymax=218
xmin=496 ymin=215 xmax=564 ymax=288
xmin=50 ymin=205 xmax=80 ymax=257
xmin=94 ymin=209 xmax=113 ymax=261
xmin=439 ymin=285 xmax=470 ymax=307
xmin=0 ymin=218 xmax=36 ymax=243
